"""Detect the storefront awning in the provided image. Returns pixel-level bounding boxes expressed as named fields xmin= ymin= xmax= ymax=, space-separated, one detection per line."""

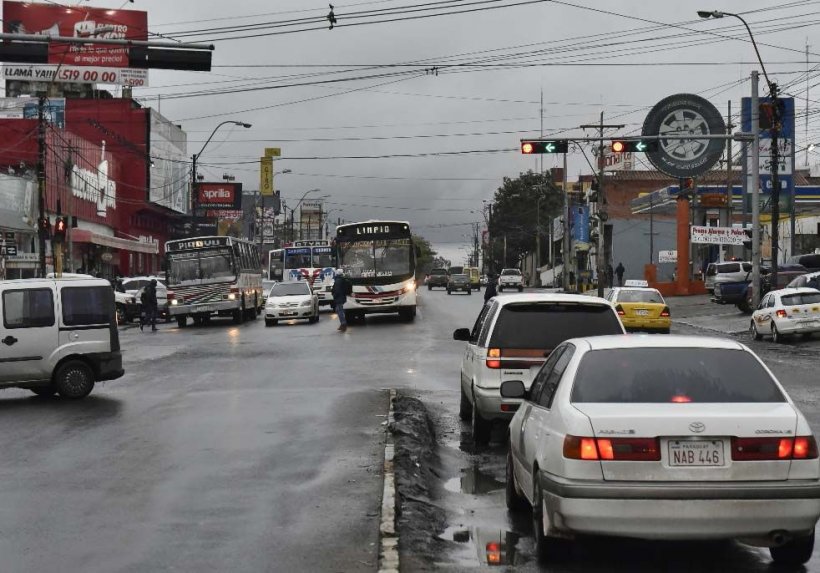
xmin=71 ymin=229 xmax=158 ymax=255
xmin=0 ymin=209 xmax=34 ymax=233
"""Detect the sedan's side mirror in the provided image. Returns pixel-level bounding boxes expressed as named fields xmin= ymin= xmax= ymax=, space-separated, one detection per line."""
xmin=453 ymin=328 xmax=470 ymax=341
xmin=500 ymin=380 xmax=527 ymax=400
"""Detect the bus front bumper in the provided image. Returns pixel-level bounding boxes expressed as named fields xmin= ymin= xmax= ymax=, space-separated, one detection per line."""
xmin=168 ymin=301 xmax=239 ymax=316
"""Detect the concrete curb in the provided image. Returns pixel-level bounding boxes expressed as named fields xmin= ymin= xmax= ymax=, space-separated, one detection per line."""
xmin=676 ymin=318 xmax=749 ymax=336
xmin=378 ymin=389 xmax=399 ymax=573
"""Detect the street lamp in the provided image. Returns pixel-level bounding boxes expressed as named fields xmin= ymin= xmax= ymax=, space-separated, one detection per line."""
xmin=698 ymin=9 xmax=782 ymax=298
xmin=191 ymin=120 xmax=252 ymax=234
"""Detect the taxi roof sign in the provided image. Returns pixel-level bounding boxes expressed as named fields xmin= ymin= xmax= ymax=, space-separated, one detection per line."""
xmin=624 ymin=279 xmax=650 ymax=287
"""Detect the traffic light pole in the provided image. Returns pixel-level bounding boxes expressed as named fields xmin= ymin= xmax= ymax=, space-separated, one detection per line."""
xmin=751 ymin=71 xmax=762 ymax=309
xmin=769 ymin=83 xmax=781 ymax=290
xmin=562 ymin=152 xmax=570 ymax=291
xmin=37 ymin=96 xmax=47 ymax=278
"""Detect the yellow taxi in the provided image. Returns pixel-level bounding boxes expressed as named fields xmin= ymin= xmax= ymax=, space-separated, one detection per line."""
xmin=605 ymin=280 xmax=671 ymax=333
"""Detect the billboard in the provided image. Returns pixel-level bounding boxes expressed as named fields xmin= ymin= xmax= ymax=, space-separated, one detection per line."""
xmin=2 ymin=1 xmax=149 ymax=86
xmin=149 ymin=109 xmax=188 ymax=214
xmin=299 ymin=200 xmax=323 ymax=241
xmin=197 ymin=182 xmax=242 ymax=210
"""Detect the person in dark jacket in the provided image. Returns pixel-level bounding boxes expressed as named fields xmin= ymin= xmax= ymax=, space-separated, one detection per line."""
xmin=483 ymin=273 xmax=498 ymax=302
xmin=615 ymin=262 xmax=625 ymax=287
xmin=141 ymin=279 xmax=159 ymax=332
xmin=331 ymin=269 xmax=349 ymax=332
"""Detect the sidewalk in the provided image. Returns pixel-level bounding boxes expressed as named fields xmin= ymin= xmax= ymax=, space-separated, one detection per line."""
xmin=666 ymin=294 xmax=750 ymax=335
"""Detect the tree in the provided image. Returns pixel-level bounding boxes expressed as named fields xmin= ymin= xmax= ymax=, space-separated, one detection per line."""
xmin=412 ymin=234 xmax=437 ymax=280
xmin=488 ymin=170 xmax=563 ymax=272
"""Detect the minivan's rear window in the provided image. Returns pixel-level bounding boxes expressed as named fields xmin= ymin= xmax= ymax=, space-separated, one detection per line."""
xmin=717 ymin=263 xmax=740 ymax=273
xmin=62 ymin=286 xmax=113 ymax=326
xmin=488 ymin=303 xmax=622 ymax=350
xmin=571 ymin=348 xmax=785 ymax=403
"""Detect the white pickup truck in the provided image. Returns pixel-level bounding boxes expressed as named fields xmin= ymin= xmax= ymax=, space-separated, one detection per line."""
xmin=498 ymin=268 xmax=524 ymax=292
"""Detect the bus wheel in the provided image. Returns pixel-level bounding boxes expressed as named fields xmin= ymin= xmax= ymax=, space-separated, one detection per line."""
xmin=176 ymin=316 xmax=188 ymax=328
xmin=233 ymin=306 xmax=245 ymax=324
xmin=399 ymin=307 xmax=416 ymax=321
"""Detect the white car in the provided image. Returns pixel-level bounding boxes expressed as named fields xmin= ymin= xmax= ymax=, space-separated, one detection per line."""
xmin=264 ymin=281 xmax=319 ymax=326
xmin=498 ymin=268 xmax=524 ymax=292
xmin=505 ymin=335 xmax=820 ymax=566
xmin=751 ymin=288 xmax=820 ymax=343
xmin=453 ymin=293 xmax=624 ymax=443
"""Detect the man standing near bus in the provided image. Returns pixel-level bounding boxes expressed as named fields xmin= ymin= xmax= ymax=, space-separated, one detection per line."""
xmin=332 ymin=269 xmax=349 ymax=332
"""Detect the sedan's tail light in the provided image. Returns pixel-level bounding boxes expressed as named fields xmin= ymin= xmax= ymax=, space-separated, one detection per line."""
xmin=486 ymin=348 xmax=501 ymax=369
xmin=732 ymin=436 xmax=818 ymax=461
xmin=615 ymin=304 xmax=625 ymax=316
xmin=776 ymin=309 xmax=788 ymax=318
xmin=660 ymin=306 xmax=671 ymax=318
xmin=563 ymin=435 xmax=660 ymax=461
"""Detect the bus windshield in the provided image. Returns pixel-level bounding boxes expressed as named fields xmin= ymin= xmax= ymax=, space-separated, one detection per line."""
xmin=313 ymin=246 xmax=336 ymax=268
xmin=285 ymin=248 xmax=312 ymax=269
xmin=167 ymin=248 xmax=235 ymax=286
xmin=339 ymin=238 xmax=411 ymax=279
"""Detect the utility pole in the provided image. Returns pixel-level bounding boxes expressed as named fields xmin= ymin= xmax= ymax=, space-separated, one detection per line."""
xmin=37 ymin=96 xmax=47 ymax=277
xmin=581 ymin=112 xmax=624 ymax=297
xmin=562 ymin=152 xmax=570 ymax=291
xmin=770 ymin=83 xmax=781 ymax=289
xmin=726 ymin=100 xmax=734 ymax=263
xmin=751 ymin=71 xmax=762 ymax=308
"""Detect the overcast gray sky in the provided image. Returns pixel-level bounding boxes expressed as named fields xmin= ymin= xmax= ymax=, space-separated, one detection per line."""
xmin=41 ymin=0 xmax=820 ymax=262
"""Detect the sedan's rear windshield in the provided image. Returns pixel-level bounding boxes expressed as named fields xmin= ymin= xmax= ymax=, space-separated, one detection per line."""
xmin=616 ymin=290 xmax=663 ymax=304
xmin=488 ymin=303 xmax=622 ymax=349
xmin=571 ymin=348 xmax=785 ymax=403
xmin=781 ymin=292 xmax=820 ymax=306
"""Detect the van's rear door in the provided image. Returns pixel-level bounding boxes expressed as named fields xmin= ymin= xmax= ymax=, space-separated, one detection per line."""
xmin=57 ymin=283 xmax=117 ymax=356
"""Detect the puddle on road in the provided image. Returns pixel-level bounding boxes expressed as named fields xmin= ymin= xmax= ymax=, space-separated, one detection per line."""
xmin=444 ymin=463 xmax=504 ymax=495
xmin=439 ymin=525 xmax=522 ymax=567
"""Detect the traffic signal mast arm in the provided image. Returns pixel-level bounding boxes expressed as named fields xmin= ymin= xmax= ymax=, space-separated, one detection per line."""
xmin=521 ymin=133 xmax=746 ymax=154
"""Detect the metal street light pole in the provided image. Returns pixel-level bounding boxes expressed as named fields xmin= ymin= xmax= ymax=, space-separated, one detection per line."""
xmin=191 ymin=120 xmax=251 ymax=235
xmin=699 ymin=9 xmax=779 ymax=300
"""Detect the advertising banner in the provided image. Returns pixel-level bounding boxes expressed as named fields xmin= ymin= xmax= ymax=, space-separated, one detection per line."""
xmin=260 ymin=156 xmax=273 ymax=196
xmin=149 ymin=110 xmax=188 ymax=214
xmin=658 ymin=250 xmax=677 ymax=263
xmin=2 ymin=1 xmax=149 ymax=86
xmin=571 ymin=205 xmax=590 ymax=243
xmin=690 ymin=226 xmax=749 ymax=245
xmin=197 ymin=183 xmax=242 ymax=210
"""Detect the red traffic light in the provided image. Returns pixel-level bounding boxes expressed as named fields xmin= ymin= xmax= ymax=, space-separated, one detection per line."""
xmin=612 ymin=141 xmax=625 ymax=153
xmin=521 ymin=142 xmax=534 ymax=154
xmin=53 ymin=217 xmax=67 ymax=243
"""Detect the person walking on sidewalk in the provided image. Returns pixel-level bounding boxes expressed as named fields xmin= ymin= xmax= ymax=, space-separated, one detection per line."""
xmin=332 ymin=269 xmax=350 ymax=332
xmin=615 ymin=262 xmax=625 ymax=287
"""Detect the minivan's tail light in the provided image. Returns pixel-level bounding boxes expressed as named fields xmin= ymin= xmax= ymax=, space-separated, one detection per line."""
xmin=615 ymin=304 xmax=625 ymax=316
xmin=486 ymin=348 xmax=501 ymax=369
xmin=732 ymin=436 xmax=819 ymax=461
xmin=776 ymin=309 xmax=788 ymax=318
xmin=563 ymin=435 xmax=661 ymax=461
xmin=660 ymin=306 xmax=671 ymax=318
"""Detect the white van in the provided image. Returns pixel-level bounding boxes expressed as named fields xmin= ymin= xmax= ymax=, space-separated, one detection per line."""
xmin=0 ymin=277 xmax=124 ymax=398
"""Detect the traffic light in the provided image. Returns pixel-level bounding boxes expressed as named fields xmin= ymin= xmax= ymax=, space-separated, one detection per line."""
xmin=521 ymin=139 xmax=569 ymax=154
xmin=38 ymin=216 xmax=51 ymax=239
xmin=53 ymin=217 xmax=67 ymax=244
xmin=610 ymin=139 xmax=658 ymax=153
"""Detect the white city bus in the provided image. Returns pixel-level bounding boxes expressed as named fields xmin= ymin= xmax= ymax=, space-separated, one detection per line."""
xmin=335 ymin=221 xmax=417 ymax=321
xmin=273 ymin=240 xmax=337 ymax=307
xmin=165 ymin=236 xmax=263 ymax=327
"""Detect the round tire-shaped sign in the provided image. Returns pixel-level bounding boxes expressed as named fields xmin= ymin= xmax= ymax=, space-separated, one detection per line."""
xmin=642 ymin=93 xmax=726 ymax=179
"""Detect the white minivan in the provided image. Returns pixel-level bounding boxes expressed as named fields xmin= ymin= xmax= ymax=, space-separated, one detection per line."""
xmin=0 ymin=277 xmax=124 ymax=398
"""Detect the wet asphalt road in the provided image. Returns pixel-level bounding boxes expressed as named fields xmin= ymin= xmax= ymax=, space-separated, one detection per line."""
xmin=1 ymin=288 xmax=819 ymax=572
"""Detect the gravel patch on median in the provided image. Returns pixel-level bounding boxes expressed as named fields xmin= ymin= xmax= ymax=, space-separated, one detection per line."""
xmin=390 ymin=393 xmax=448 ymax=570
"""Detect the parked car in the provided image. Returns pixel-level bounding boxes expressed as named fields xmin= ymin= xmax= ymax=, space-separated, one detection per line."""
xmin=787 ymin=270 xmax=820 ymax=290
xmin=605 ymin=286 xmax=671 ymax=333
xmin=705 ymin=261 xmax=752 ymax=294
xmin=498 ymin=268 xmax=524 ymax=292
xmin=453 ymin=293 xmax=624 ymax=443
xmin=427 ymin=268 xmax=449 ymax=290
xmin=751 ymin=288 xmax=820 ymax=342
xmin=447 ymin=274 xmax=472 ymax=295
xmin=505 ymin=334 xmax=820 ymax=566
xmin=264 ymin=281 xmax=319 ymax=326
xmin=0 ymin=277 xmax=124 ymax=398
xmin=785 ymin=253 xmax=820 ymax=273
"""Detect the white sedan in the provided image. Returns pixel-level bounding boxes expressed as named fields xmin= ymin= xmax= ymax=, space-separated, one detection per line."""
xmin=751 ymin=288 xmax=820 ymax=343
xmin=504 ymin=335 xmax=820 ymax=566
xmin=264 ymin=281 xmax=319 ymax=326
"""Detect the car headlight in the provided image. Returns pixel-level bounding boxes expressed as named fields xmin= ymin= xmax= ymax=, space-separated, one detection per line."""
xmin=227 ymin=293 xmax=236 ymax=300
xmin=171 ymin=299 xmax=178 ymax=306
xmin=300 ymin=300 xmax=312 ymax=307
